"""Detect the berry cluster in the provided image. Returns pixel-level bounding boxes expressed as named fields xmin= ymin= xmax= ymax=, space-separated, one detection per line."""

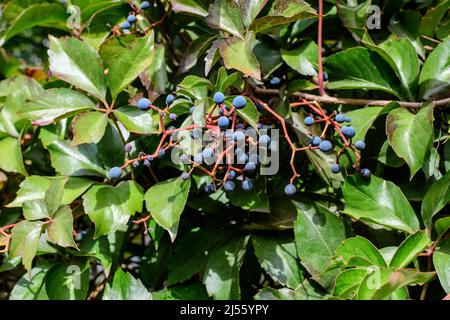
xmin=108 ymin=91 xmax=370 ymax=196
xmin=118 ymin=1 xmax=151 ymax=31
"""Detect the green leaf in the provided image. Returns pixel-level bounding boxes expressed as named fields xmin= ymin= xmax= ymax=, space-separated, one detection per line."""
xmin=45 ymin=260 xmax=90 ymax=300
xmin=390 ymin=231 xmax=431 ymax=269
xmin=334 ymin=267 xmax=368 ymax=299
xmin=167 ymin=226 xmax=232 ymax=285
xmin=419 ymin=39 xmax=450 ymax=100
xmin=389 ymin=10 xmax=425 ymax=59
xmin=144 ymin=177 xmax=191 ymax=241
xmin=21 ymin=88 xmax=96 ymax=125
xmin=342 ymin=106 xmax=383 ymax=142
xmin=72 ymin=111 xmax=108 ymax=145
xmin=80 ymin=4 xmax=126 ymax=49
xmin=9 ymin=221 xmax=44 ymax=273
xmin=433 ymin=239 xmax=450 ymax=294
xmin=140 ymin=45 xmax=168 ymax=97
xmin=83 ymin=181 xmax=144 ymax=238
xmin=335 ymin=0 xmax=371 ymax=37
xmin=206 ymin=0 xmax=245 ymax=38
xmin=420 ymin=0 xmax=450 ymax=37
xmin=0 ymin=3 xmax=67 ymax=46
xmin=325 ymin=47 xmax=402 ymax=98
xmin=421 ymin=171 xmax=450 ymax=230
xmin=179 ymin=35 xmax=217 ymax=74
xmin=356 ymin=268 xmax=435 ymax=300
xmin=335 ymin=236 xmax=387 ymax=267
xmin=48 ymin=36 xmax=107 ymax=102
xmin=47 ymin=206 xmax=77 ymax=249
xmin=103 ymin=268 xmax=152 ymax=300
xmin=224 ymin=97 xmax=259 ymax=130
xmin=281 ymin=40 xmax=318 ymax=76
xmin=9 ymin=260 xmax=54 ymax=300
xmin=342 ymin=175 xmax=420 ymax=234
xmin=0 ymin=137 xmax=26 ymax=175
xmin=100 ymin=34 xmax=154 ymax=99
xmin=250 ymin=0 xmax=316 ymax=34
xmin=78 ymin=233 xmax=112 ymax=276
xmin=7 ymin=176 xmax=51 ymax=207
xmin=61 ymin=177 xmax=94 ymax=205
xmin=252 ymin=233 xmax=304 ymax=289
xmin=293 ymin=200 xmax=346 ymax=288
xmin=219 ymin=33 xmax=261 ymax=80
xmin=386 ymin=104 xmax=434 ymax=178
xmin=22 ymin=200 xmax=50 ymax=221
xmin=177 ymin=75 xmax=211 ymax=100
xmin=435 ymin=217 xmax=450 ymax=239
xmin=240 ymin=0 xmax=268 ymax=28
xmin=39 ymin=128 xmax=108 ymax=177
xmin=228 ymin=181 xmax=270 ymax=212
xmin=363 ymin=36 xmax=420 ymax=101
xmin=170 ymin=0 xmax=209 ymax=17
xmin=113 ymin=107 xmax=158 ymax=135
xmin=203 ymin=235 xmax=250 ymax=300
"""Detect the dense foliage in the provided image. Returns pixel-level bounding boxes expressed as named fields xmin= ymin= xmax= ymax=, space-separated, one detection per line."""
xmin=0 ymin=0 xmax=449 ymax=300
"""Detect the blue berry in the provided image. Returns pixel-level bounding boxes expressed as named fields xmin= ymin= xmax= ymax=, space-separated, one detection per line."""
xmin=342 ymin=126 xmax=356 ymax=138
xmin=127 ymin=15 xmax=136 ymax=23
xmin=140 ymin=1 xmax=150 ymax=9
xmin=166 ymin=94 xmax=175 ymax=105
xmin=304 ymin=116 xmax=315 ymax=126
xmin=132 ymin=161 xmax=139 ymax=168
xmin=227 ymin=170 xmax=236 ymax=180
xmin=224 ymin=181 xmax=235 ymax=192
xmin=204 ymin=183 xmax=215 ymax=193
xmin=143 ymin=159 xmax=150 ymax=167
xmin=194 ymin=153 xmax=203 ymax=164
xmin=190 ymin=106 xmax=195 ymax=114
xmin=256 ymin=102 xmax=264 ymax=111
xmin=218 ymin=116 xmax=230 ymax=129
xmin=310 ymin=136 xmax=322 ymax=146
xmin=335 ymin=114 xmax=345 ymax=123
xmin=270 ymin=77 xmax=281 ymax=86
xmin=354 ymin=140 xmax=366 ymax=150
xmin=121 ymin=21 xmax=131 ymax=29
xmin=233 ymin=96 xmax=247 ymax=109
xmin=331 ymin=163 xmax=341 ymax=174
xmin=202 ymin=148 xmax=214 ymax=159
xmin=323 ymin=72 xmax=329 ymax=82
xmin=242 ymin=179 xmax=253 ymax=191
xmin=137 ymin=98 xmax=151 ymax=111
xmin=158 ymin=149 xmax=166 ymax=157
xmin=235 ymin=148 xmax=244 ymax=155
xmin=345 ymin=117 xmax=351 ymax=122
xmin=233 ymin=131 xmax=245 ymax=142
xmin=360 ymin=168 xmax=371 ymax=179
xmin=245 ymin=127 xmax=257 ymax=136
xmin=181 ymin=172 xmax=190 ymax=180
xmin=169 ymin=113 xmax=177 ymax=121
xmin=213 ymin=92 xmax=225 ymax=104
xmin=236 ymin=123 xmax=245 ymax=130
xmin=245 ymin=162 xmax=256 ymax=172
xmin=319 ymin=140 xmax=333 ymax=152
xmin=259 ymin=135 xmax=271 ymax=145
xmin=108 ymin=167 xmax=122 ymax=179
xmin=284 ymin=184 xmax=296 ymax=196
xmin=237 ymin=154 xmax=248 ymax=164
xmin=124 ymin=143 xmax=132 ymax=152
